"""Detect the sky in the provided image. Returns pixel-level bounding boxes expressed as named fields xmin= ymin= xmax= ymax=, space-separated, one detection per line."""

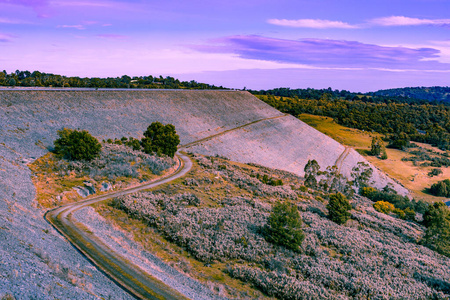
xmin=1 ymin=0 xmax=449 ymax=92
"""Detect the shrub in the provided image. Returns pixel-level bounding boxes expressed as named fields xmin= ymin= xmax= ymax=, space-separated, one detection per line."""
xmin=428 ymin=168 xmax=443 ymax=177
xmin=53 ymin=128 xmax=101 ymax=161
xmin=326 ymin=193 xmax=351 ymax=225
xmin=373 ymin=201 xmax=395 ymax=214
xmin=404 ymin=207 xmax=416 ymax=221
xmin=394 ymin=208 xmax=406 ymax=219
xmin=142 ymin=122 xmax=180 ymax=158
xmin=429 ymin=179 xmax=450 ymax=197
xmin=264 ymin=201 xmax=304 ymax=252
xmin=360 ymin=187 xmax=377 ymax=198
xmin=421 ymin=202 xmax=450 ymax=257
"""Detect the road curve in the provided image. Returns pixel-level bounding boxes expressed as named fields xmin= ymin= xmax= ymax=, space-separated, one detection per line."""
xmin=45 ymin=152 xmax=193 ymax=300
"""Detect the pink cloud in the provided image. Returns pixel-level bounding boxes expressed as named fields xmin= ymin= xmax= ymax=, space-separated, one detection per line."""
xmin=57 ymin=24 xmax=86 ymax=30
xmin=96 ymin=34 xmax=127 ymax=39
xmin=0 ymin=33 xmax=15 ymax=42
xmin=268 ymin=18 xmax=358 ymax=29
xmin=370 ymin=16 xmax=450 ymax=27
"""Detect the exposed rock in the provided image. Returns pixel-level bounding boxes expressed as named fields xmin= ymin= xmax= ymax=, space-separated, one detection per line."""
xmin=100 ymin=182 xmax=113 ymax=192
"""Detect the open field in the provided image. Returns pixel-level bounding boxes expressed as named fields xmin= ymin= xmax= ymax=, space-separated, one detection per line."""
xmin=299 ymin=113 xmax=450 ymax=203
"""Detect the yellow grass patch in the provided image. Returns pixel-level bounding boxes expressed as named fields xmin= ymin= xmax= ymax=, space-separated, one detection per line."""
xmin=299 ymin=113 xmax=450 ymax=203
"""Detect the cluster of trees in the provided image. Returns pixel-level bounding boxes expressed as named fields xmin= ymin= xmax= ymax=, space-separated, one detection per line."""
xmin=360 ymin=187 xmax=428 ymax=215
xmin=0 ymin=70 xmax=226 ymax=89
xmin=303 ymin=159 xmax=372 ymax=197
xmin=251 ymin=86 xmax=450 ymax=104
xmin=258 ymin=94 xmax=450 ymax=149
xmin=360 ymin=186 xmax=449 ymax=256
xmin=106 ymin=122 xmax=180 ymax=158
xmin=53 ymin=122 xmax=180 ymax=161
xmin=375 ymin=86 xmax=450 ymax=102
xmin=429 ymin=179 xmax=450 ymax=197
xmin=263 ymin=192 xmax=353 ymax=253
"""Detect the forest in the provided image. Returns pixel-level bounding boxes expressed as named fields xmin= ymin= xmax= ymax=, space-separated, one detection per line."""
xmin=257 ymin=93 xmax=450 ymax=150
xmin=0 ymin=70 xmax=226 ymax=89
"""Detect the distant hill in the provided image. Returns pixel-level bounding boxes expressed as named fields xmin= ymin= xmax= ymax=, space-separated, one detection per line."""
xmin=373 ymin=86 xmax=450 ymax=102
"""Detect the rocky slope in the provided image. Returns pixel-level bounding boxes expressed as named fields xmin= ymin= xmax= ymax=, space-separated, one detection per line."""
xmin=0 ymin=89 xmax=407 ymax=298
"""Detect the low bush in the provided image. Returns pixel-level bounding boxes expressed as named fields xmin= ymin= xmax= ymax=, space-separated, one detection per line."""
xmin=373 ymin=201 xmax=395 ymax=214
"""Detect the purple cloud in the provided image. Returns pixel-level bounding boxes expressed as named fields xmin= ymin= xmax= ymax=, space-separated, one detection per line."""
xmin=0 ymin=0 xmax=50 ymax=17
xmin=0 ymin=33 xmax=15 ymax=42
xmin=192 ymin=35 xmax=449 ymax=70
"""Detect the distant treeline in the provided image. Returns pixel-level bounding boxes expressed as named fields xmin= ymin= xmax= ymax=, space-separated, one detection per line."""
xmin=250 ymin=87 xmax=447 ymax=105
xmin=257 ymin=93 xmax=450 ymax=150
xmin=375 ymin=86 xmax=450 ymax=102
xmin=0 ymin=70 xmax=226 ymax=90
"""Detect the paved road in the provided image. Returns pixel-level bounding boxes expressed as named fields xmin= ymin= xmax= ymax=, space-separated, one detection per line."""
xmin=45 ymin=152 xmax=193 ymax=300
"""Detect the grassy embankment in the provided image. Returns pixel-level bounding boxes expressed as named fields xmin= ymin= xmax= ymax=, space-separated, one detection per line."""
xmin=299 ymin=113 xmax=450 ymax=203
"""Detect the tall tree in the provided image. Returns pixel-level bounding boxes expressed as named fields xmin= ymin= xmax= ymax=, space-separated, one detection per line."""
xmin=141 ymin=122 xmax=180 ymax=158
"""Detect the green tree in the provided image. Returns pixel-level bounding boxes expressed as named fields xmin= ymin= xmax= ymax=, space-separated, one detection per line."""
xmin=429 ymin=180 xmax=450 ymax=197
xmin=370 ymin=137 xmax=385 ymax=157
xmin=304 ymin=159 xmax=320 ymax=175
xmin=351 ymin=162 xmax=373 ymax=188
xmin=421 ymin=202 xmax=450 ymax=257
xmin=53 ymin=128 xmax=102 ymax=161
xmin=141 ymin=122 xmax=180 ymax=158
xmin=304 ymin=159 xmax=320 ymax=188
xmin=264 ymin=201 xmax=304 ymax=252
xmin=327 ymin=193 xmax=352 ymax=225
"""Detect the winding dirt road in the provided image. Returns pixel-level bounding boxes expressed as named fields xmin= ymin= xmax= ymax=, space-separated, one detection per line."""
xmin=45 ymin=153 xmax=193 ymax=300
xmin=44 ymin=113 xmax=287 ymax=299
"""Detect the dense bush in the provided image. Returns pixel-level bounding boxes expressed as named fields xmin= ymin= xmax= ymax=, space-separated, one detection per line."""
xmin=360 ymin=188 xmax=428 ymax=215
xmin=373 ymin=201 xmax=395 ymax=214
xmin=422 ymin=202 xmax=450 ymax=257
xmin=142 ymin=122 xmax=180 ymax=158
xmin=429 ymin=179 xmax=450 ymax=197
xmin=53 ymin=128 xmax=101 ymax=161
xmin=326 ymin=193 xmax=351 ymax=225
xmin=263 ymin=201 xmax=304 ymax=252
xmin=428 ymin=168 xmax=443 ymax=177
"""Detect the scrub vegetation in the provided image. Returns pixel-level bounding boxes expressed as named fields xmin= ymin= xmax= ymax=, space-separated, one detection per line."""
xmin=101 ymin=153 xmax=450 ymax=299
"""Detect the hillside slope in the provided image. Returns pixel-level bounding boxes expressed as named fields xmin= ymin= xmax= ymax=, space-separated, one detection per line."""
xmin=0 ymin=89 xmax=406 ymax=298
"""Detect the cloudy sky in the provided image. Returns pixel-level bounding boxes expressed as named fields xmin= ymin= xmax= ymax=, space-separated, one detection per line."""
xmin=1 ymin=0 xmax=449 ymax=91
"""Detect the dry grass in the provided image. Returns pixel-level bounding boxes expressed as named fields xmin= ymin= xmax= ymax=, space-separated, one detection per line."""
xmin=299 ymin=113 xmax=450 ymax=203
xmin=298 ymin=113 xmax=382 ymax=148
xmin=29 ymin=150 xmax=163 ymax=209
